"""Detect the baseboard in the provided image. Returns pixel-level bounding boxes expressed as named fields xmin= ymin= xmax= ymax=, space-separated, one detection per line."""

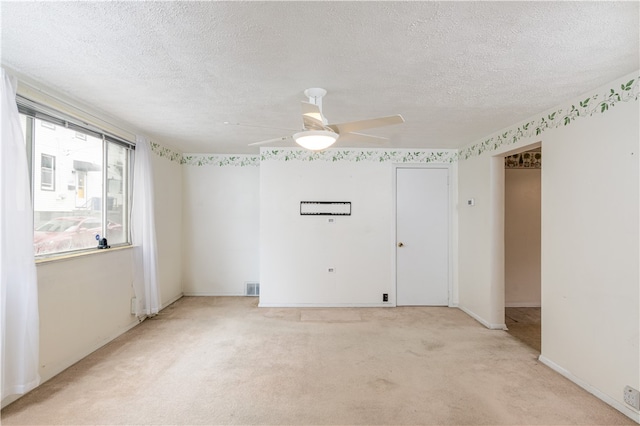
xmin=258 ymin=302 xmax=395 ymax=308
xmin=505 ymin=302 xmax=541 ymax=308
xmin=1 ymin=317 xmax=144 ymax=411
xmin=3 ymin=294 xmax=182 ymax=410
xmin=538 ymin=355 xmax=640 ymax=424
xmin=43 ymin=320 xmax=140 ymax=383
xmin=182 ymin=292 xmax=246 ymax=297
xmin=457 ymin=305 xmax=507 ymax=330
xmin=162 ymin=292 xmax=184 ymax=308
xmin=1 ymin=394 xmax=21 ymax=409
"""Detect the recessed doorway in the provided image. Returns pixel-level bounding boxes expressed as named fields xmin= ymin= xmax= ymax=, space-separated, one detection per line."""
xmin=503 ymin=147 xmax=541 ymax=352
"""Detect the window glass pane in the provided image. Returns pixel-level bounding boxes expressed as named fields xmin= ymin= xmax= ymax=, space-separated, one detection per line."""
xmin=106 ymin=142 xmax=128 ymax=245
xmin=33 ymin=118 xmax=103 ymax=255
xmin=40 ymin=154 xmax=55 ymax=190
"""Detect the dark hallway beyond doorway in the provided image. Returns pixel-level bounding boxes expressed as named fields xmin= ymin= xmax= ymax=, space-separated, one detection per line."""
xmin=505 ymin=307 xmax=541 ymax=352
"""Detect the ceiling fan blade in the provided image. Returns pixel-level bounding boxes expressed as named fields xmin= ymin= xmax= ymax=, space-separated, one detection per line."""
xmin=248 ymin=135 xmax=293 ymax=146
xmin=301 ymin=101 xmax=325 ymax=130
xmin=328 ymin=114 xmax=405 ymax=134
xmin=337 ymin=132 xmax=389 ymax=146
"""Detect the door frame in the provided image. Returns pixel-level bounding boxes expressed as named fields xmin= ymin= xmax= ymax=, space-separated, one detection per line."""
xmin=392 ymin=163 xmax=456 ymax=307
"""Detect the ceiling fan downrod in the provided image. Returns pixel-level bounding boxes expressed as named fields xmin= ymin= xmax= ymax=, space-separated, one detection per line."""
xmin=303 ymin=88 xmax=327 ymax=111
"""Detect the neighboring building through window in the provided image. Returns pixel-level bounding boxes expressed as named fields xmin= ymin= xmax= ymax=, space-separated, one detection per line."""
xmin=18 ymin=98 xmax=133 ymax=257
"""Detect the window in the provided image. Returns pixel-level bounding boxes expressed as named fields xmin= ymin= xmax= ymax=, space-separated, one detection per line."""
xmin=40 ymin=154 xmax=55 ymax=191
xmin=18 ymin=97 xmax=134 ymax=257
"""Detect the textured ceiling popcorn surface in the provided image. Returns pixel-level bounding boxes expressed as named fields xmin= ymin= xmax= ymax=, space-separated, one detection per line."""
xmin=1 ymin=1 xmax=638 ymax=154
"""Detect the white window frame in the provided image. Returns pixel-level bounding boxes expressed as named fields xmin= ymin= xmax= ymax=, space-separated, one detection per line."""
xmin=17 ymin=96 xmax=135 ymax=258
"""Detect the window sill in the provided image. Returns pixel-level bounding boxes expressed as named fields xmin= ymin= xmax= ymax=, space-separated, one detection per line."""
xmin=35 ymin=244 xmax=133 ymax=265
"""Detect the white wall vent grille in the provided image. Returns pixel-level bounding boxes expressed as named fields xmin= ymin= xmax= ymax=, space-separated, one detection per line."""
xmin=245 ymin=282 xmax=260 ymax=296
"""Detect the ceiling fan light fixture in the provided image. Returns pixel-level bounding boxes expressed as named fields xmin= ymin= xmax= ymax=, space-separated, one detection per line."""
xmin=293 ymin=130 xmax=338 ymax=151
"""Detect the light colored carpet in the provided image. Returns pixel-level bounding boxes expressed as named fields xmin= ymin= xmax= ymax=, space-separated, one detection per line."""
xmin=300 ymin=309 xmax=362 ymax=322
xmin=1 ymin=297 xmax=633 ymax=425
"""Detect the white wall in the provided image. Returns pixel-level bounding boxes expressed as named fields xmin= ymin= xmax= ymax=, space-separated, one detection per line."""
xmin=2 ymin=147 xmax=185 ymax=409
xmin=457 ymin=71 xmax=639 ymax=421
xmin=35 ymin=249 xmax=137 ymax=384
xmin=181 ymin=149 xmax=457 ymax=305
xmin=152 ymin=152 xmax=184 ymax=303
xmin=504 ymin=168 xmax=541 ymax=307
xmin=540 ymin=100 xmax=638 ymax=420
xmin=5 ymin=149 xmax=185 ymax=407
xmin=259 ymin=149 xmax=457 ymax=307
xmin=181 ymin=156 xmax=260 ymax=295
xmin=457 ymin=154 xmax=501 ymax=327
xmin=3 ymin=78 xmax=184 ymax=408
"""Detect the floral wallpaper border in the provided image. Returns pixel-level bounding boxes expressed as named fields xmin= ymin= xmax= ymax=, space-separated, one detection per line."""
xmin=149 ymin=142 xmax=457 ymax=166
xmin=181 ymin=154 xmax=260 ymax=167
xmin=459 ymin=76 xmax=639 ymax=161
xmin=149 ymin=141 xmax=184 ymax=164
xmin=260 ymin=148 xmax=457 ymax=164
xmin=148 ymin=143 xmax=261 ymax=166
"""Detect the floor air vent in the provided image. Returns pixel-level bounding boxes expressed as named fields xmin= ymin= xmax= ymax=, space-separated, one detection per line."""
xmin=245 ymin=282 xmax=260 ymax=296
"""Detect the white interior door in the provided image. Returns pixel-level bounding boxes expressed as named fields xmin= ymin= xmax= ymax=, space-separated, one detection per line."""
xmin=396 ymin=167 xmax=449 ymax=306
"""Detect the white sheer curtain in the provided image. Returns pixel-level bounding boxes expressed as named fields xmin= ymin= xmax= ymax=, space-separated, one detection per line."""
xmin=1 ymin=68 xmax=40 ymax=400
xmin=131 ymin=136 xmax=160 ymax=318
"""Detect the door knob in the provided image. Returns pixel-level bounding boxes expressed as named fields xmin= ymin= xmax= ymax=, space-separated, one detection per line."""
xmin=397 ymin=242 xmax=404 ymax=247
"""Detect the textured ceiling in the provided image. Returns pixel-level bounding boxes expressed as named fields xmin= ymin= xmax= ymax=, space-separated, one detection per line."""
xmin=2 ymin=1 xmax=638 ymax=154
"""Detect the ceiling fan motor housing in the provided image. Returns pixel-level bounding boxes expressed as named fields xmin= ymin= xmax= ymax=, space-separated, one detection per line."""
xmin=304 ymin=88 xmax=327 ymax=110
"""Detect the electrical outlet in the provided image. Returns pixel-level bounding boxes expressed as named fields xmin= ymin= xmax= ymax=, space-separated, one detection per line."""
xmin=383 ymin=293 xmax=389 ymax=302
xmin=624 ymin=386 xmax=640 ymax=410
xmin=328 ymin=268 xmax=335 ymax=273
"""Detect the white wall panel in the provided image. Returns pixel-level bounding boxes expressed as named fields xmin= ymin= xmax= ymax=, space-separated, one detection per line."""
xmin=182 ymin=162 xmax=259 ymax=295
xmin=259 ymin=149 xmax=456 ymax=307
xmin=457 ymin=71 xmax=639 ymax=420
xmin=152 ymin=153 xmax=184 ymax=304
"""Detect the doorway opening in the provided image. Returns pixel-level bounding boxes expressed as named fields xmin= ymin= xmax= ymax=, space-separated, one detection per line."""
xmin=502 ymin=146 xmax=542 ymax=352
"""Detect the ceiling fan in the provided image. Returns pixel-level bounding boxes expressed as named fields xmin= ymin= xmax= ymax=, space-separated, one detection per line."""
xmin=243 ymin=88 xmax=405 ymax=151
